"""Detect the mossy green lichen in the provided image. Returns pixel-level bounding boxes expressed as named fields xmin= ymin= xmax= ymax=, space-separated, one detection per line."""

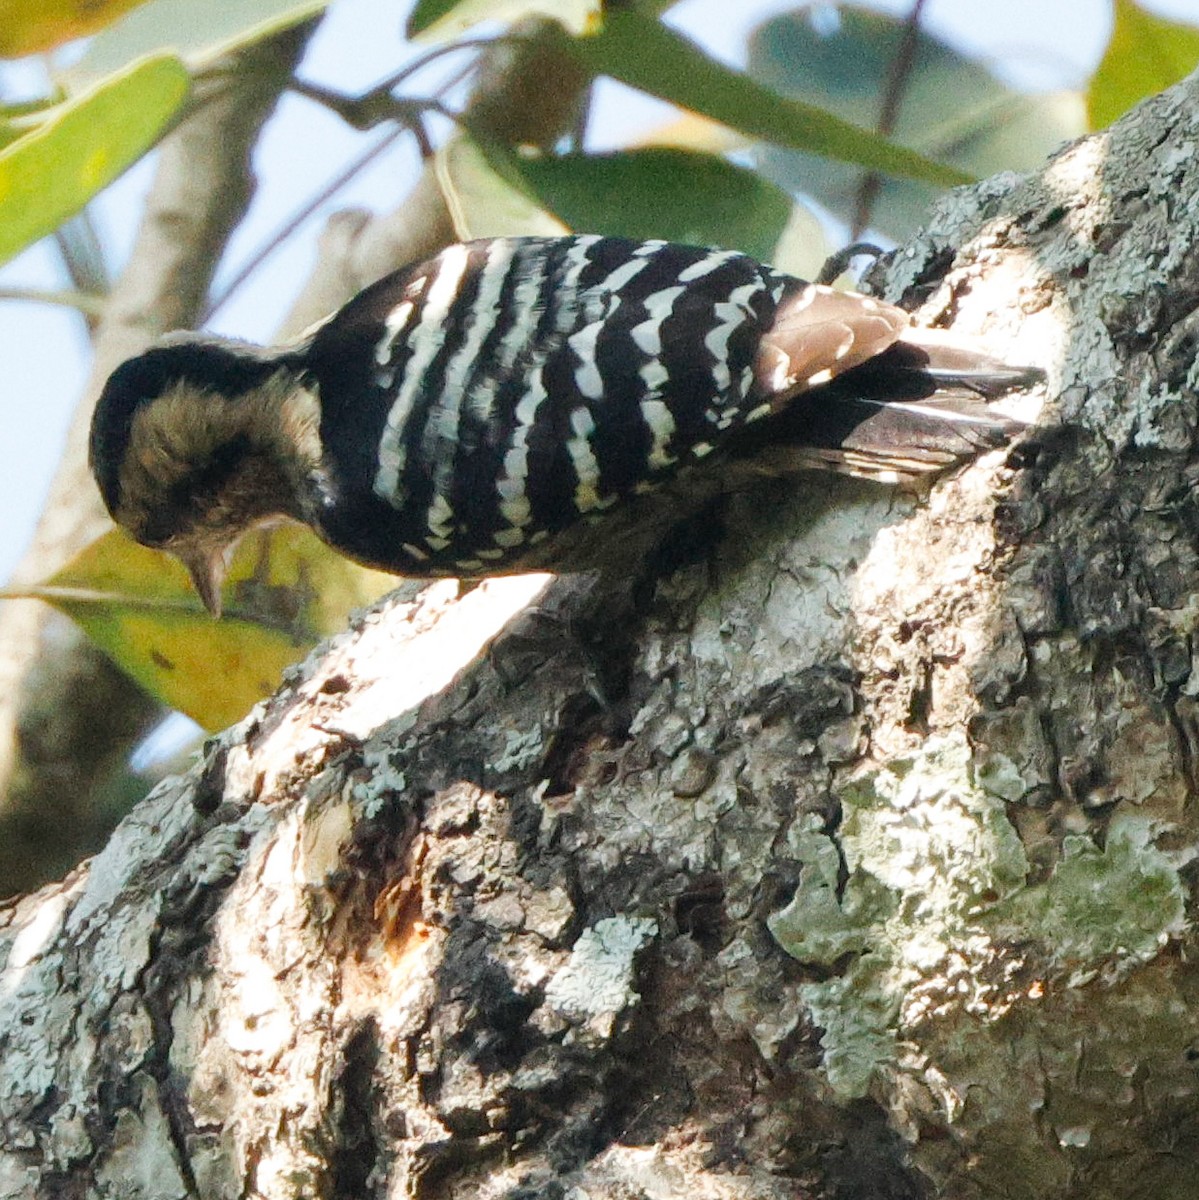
xmin=995 ymin=815 xmax=1186 ymax=980
xmin=768 ymin=735 xmax=1185 ymax=1099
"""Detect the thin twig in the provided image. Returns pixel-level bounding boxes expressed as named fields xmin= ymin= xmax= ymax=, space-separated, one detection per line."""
xmin=0 ymin=286 xmax=106 ymax=315
xmin=365 ymin=34 xmax=528 ymax=98
xmin=850 ymin=0 xmax=929 ymax=239
xmin=204 ymin=30 xmax=551 ymax=327
xmin=570 ymin=83 xmax=593 ymax=151
xmin=202 ymin=126 xmax=407 ymax=324
xmin=289 ymin=34 xmax=525 ymax=132
xmin=207 ymin=76 xmax=491 ymax=322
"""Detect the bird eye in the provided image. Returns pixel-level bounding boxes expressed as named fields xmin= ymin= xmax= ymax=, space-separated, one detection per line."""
xmin=137 ymin=529 xmax=173 ymax=551
xmin=136 ymin=507 xmax=192 ymax=550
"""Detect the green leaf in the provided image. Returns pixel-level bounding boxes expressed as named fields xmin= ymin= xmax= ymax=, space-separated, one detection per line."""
xmin=747 ymin=6 xmax=1086 ymax=240
xmin=1089 ymin=0 xmax=1199 ymax=130
xmin=515 ymin=147 xmax=793 ymax=262
xmin=440 ymin=136 xmax=793 ymax=261
xmin=16 ymin=525 xmax=396 ymax=731
xmin=561 ymin=9 xmax=969 ymax=189
xmin=0 ymin=53 xmax=189 ymax=269
xmin=63 ymin=0 xmax=328 ymax=89
xmin=0 ymin=95 xmax=62 ymax=121
xmin=436 ymin=135 xmax=569 ymax=240
xmin=408 ymin=0 xmax=600 ymax=42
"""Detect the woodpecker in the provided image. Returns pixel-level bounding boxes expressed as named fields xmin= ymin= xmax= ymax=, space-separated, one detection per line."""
xmin=89 ymin=235 xmax=1040 ymax=616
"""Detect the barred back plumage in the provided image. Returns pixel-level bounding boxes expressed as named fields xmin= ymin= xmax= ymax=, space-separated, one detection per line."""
xmin=305 ymin=236 xmax=801 ymax=574
xmin=89 ymin=235 xmax=1042 ymax=614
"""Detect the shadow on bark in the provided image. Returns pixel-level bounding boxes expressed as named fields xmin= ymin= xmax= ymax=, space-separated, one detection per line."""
xmin=8 ymin=66 xmax=1199 ymax=1200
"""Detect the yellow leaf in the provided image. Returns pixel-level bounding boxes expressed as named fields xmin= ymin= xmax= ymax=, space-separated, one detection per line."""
xmin=10 ymin=525 xmax=397 ymax=731
xmin=1089 ymin=0 xmax=1199 ymax=129
xmin=628 ymin=112 xmax=745 ymax=154
xmin=0 ymin=0 xmax=151 ymax=57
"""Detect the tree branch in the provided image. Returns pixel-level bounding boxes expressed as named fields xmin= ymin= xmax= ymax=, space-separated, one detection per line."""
xmin=0 ymin=24 xmax=317 ymax=897
xmin=9 ymin=63 xmax=1199 ymax=1200
xmin=277 ymin=19 xmax=590 ymax=336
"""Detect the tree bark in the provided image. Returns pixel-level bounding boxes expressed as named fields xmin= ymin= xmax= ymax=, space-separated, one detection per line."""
xmin=5 ymin=68 xmax=1199 ymax=1200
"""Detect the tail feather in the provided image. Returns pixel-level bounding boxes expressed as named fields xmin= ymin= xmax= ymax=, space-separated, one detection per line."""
xmin=748 ymin=279 xmax=1042 ymax=483
xmin=756 ymin=331 xmax=1042 ymax=484
xmin=888 ymin=330 xmax=1045 ymax=395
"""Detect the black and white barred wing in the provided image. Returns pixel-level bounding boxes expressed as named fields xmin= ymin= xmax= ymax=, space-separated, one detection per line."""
xmin=305 ymin=235 xmax=1030 ymax=574
xmin=308 ymin=237 xmax=800 ymax=569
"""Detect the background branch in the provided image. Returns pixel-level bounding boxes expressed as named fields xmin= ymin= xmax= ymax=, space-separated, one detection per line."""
xmin=0 ymin=24 xmax=317 ymax=896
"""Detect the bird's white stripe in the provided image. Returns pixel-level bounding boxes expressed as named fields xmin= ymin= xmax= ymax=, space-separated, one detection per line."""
xmin=422 ymin=240 xmax=518 ymax=538
xmin=704 ymin=302 xmax=743 ymax=396
xmin=569 ymin=320 xmax=605 ymax=400
xmin=704 ymin=281 xmax=762 ymax=400
xmin=426 ymin=492 xmax=454 ymax=541
xmin=567 ymin=252 xmax=657 ymax=400
xmin=465 ymin=247 xmax=548 ymax=422
xmin=630 ymin=318 xmax=662 ymax=357
xmin=631 ymin=285 xmax=686 ymax=392
xmin=374 ymin=243 xmax=471 ymax=504
xmin=561 ymin=235 xmax=602 ymax=294
xmin=497 ymin=462 xmax=526 ymax=500
xmin=600 ymin=254 xmax=653 ymax=295
xmin=677 ymin=249 xmax=739 ymax=282
xmin=431 ymin=240 xmax=516 ymax=430
xmin=641 ymin=398 xmax=677 ymax=468
xmin=629 ymin=280 xmax=687 ymax=355
xmin=375 ymin=300 xmax=415 ymax=368
xmin=567 ymin=406 xmax=601 ymax=511
xmin=495 ymin=365 xmax=547 ymax=528
xmin=639 ymin=357 xmax=670 ymax=394
xmin=491 ymin=238 xmax=603 ymax=527
xmin=642 ymin=285 xmax=686 ymax=324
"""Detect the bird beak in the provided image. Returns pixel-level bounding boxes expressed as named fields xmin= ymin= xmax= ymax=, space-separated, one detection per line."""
xmin=178 ymin=545 xmax=228 ymax=618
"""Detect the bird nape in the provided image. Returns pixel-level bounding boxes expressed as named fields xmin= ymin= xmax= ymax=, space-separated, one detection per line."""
xmin=89 ymin=235 xmax=1042 ymax=616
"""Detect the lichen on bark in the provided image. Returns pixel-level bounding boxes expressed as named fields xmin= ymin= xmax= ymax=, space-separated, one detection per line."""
xmin=8 ymin=66 xmax=1199 ymax=1200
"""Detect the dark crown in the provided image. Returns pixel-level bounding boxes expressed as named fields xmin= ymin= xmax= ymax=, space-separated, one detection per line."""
xmin=89 ymin=339 xmax=298 ymax=517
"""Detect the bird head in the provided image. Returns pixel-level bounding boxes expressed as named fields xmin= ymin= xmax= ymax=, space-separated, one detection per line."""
xmin=89 ymin=335 xmax=322 ymax=616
